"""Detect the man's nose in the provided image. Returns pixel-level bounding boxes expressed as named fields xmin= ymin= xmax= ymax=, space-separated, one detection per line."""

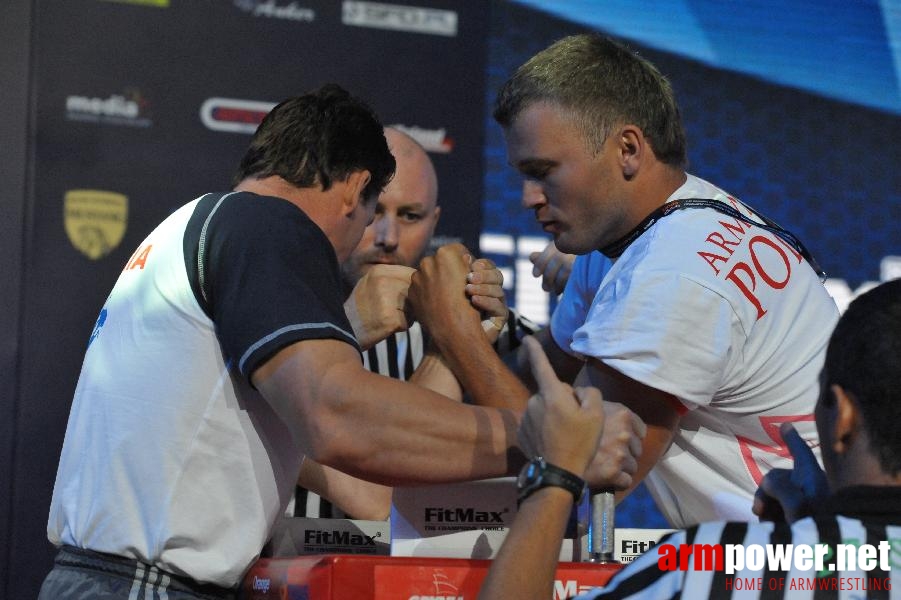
xmin=374 ymin=214 xmax=399 ymax=250
xmin=521 ymin=180 xmax=546 ymax=209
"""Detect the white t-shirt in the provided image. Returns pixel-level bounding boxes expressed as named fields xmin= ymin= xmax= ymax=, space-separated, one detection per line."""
xmin=48 ymin=192 xmax=358 ymax=587
xmin=551 ymin=174 xmax=839 ymax=527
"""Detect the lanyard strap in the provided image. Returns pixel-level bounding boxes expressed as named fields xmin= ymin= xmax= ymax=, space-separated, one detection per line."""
xmin=598 ymin=197 xmax=826 ymax=282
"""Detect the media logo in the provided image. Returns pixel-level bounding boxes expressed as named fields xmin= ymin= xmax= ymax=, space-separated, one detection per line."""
xmin=64 ymin=190 xmax=128 ymax=260
xmin=65 ymin=91 xmax=152 ymax=128
xmin=342 ymin=1 xmax=457 ymax=37
xmin=200 ymin=97 xmax=275 ymax=134
xmin=389 ymin=124 xmax=453 ymax=154
xmin=233 ymin=0 xmax=315 ymax=22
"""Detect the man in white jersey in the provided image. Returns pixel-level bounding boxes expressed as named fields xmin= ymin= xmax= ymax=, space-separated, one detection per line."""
xmin=39 ymin=85 xmax=644 ymax=599
xmin=431 ymin=33 xmax=839 ymax=527
xmin=479 ymin=279 xmax=901 ymax=599
xmin=294 ymin=127 xmax=540 ymax=519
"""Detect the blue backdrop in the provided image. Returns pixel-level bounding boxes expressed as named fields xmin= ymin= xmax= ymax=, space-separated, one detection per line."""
xmin=482 ymin=0 xmax=901 ymax=528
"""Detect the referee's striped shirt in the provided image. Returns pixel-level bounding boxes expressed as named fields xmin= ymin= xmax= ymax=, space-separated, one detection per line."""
xmin=294 ymin=308 xmax=541 ymax=518
xmin=577 ymin=486 xmax=899 ymax=600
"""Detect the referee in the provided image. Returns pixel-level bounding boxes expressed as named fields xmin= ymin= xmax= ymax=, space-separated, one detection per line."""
xmin=293 ymin=127 xmax=540 ymax=519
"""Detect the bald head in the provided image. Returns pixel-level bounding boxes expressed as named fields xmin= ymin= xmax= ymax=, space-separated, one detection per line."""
xmin=342 ymin=127 xmax=441 ymax=285
xmin=384 ymin=128 xmax=438 ymax=191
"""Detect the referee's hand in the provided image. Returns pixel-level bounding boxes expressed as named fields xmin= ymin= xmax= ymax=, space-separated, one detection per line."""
xmin=517 ymin=336 xmax=604 ymax=477
xmin=753 ymin=423 xmax=828 ymax=523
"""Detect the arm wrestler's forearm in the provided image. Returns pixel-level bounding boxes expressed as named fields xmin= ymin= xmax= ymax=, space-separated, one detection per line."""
xmin=429 ymin=322 xmax=532 ymax=411
xmin=256 ymin=341 xmax=524 ymax=486
xmin=585 ymin=358 xmax=678 ymax=500
xmin=313 ymin=368 xmax=524 ymax=485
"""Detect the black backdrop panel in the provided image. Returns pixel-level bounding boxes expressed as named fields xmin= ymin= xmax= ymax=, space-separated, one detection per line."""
xmin=12 ymin=1 xmax=487 ymax=595
xmin=0 ymin=0 xmax=33 ymax=595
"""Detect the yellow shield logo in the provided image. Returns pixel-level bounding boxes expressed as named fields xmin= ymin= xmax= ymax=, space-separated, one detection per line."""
xmin=64 ymin=189 xmax=128 ymax=260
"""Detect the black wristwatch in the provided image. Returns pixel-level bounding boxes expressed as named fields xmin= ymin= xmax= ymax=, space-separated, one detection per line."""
xmin=516 ymin=456 xmax=586 ymax=506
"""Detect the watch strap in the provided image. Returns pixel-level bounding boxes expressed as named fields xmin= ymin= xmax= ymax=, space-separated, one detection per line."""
xmin=517 ymin=457 xmax=585 ymax=506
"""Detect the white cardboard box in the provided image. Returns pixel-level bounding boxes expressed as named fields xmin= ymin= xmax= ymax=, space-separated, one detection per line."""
xmin=390 ymin=477 xmax=589 ymax=560
xmin=613 ymin=528 xmax=675 ymax=563
xmin=265 ymin=517 xmax=390 ymax=557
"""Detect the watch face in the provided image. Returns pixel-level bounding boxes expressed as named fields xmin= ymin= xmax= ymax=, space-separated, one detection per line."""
xmin=517 ymin=457 xmax=544 ymax=490
xmin=516 ymin=456 xmax=586 ymax=506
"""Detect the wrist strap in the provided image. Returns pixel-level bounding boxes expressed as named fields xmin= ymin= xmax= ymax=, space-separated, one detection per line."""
xmin=517 ymin=457 xmax=586 ymax=506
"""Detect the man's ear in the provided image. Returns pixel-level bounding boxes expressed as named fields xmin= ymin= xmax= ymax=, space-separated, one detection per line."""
xmin=341 ymin=170 xmax=372 ymax=216
xmin=617 ymin=125 xmax=644 ymax=179
xmin=429 ymin=206 xmax=442 ymax=234
xmin=831 ymin=384 xmax=860 ymax=455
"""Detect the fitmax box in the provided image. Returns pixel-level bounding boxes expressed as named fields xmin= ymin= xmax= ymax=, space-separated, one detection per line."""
xmin=265 ymin=517 xmax=390 ymax=557
xmin=390 ymin=477 xmax=589 ymax=560
xmin=613 ymin=528 xmax=675 ymax=563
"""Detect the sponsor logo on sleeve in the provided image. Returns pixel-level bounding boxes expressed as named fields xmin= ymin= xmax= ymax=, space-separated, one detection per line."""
xmin=88 ymin=308 xmax=108 ymax=348
xmin=342 ymin=1 xmax=457 ymax=37
xmin=64 ymin=190 xmax=128 ymax=259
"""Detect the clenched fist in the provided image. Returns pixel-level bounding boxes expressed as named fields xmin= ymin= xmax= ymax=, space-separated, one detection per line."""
xmin=345 ymin=264 xmax=415 ymax=350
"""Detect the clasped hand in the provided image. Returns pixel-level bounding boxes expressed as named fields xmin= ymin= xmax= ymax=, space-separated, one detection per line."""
xmin=408 ymin=243 xmax=509 ymax=345
xmin=345 ymin=264 xmax=416 ymax=350
xmin=346 ymin=244 xmax=509 ymax=350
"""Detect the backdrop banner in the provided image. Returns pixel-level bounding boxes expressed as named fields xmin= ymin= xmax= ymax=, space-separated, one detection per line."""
xmin=9 ymin=1 xmax=488 ymax=596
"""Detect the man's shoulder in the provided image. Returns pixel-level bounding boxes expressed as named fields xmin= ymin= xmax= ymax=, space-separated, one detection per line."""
xmin=195 ymin=191 xmax=333 ymax=257
xmin=200 ymin=190 xmax=312 ymax=223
